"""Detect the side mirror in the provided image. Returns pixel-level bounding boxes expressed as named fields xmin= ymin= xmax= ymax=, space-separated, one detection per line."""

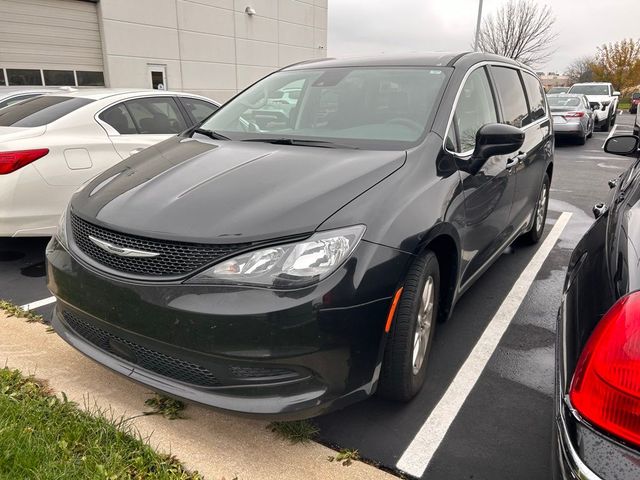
xmin=456 ymin=123 xmax=524 ymax=175
xmin=613 ymin=91 xmax=621 ymax=97
xmin=604 ymin=135 xmax=639 ymax=157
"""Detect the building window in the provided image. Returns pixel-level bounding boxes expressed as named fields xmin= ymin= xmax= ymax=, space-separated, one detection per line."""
xmin=7 ymin=69 xmax=43 ymax=86
xmin=77 ymin=71 xmax=105 ymax=86
xmin=43 ymin=70 xmax=75 ymax=86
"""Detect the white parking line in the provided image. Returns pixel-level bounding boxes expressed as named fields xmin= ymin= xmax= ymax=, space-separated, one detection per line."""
xmin=396 ymin=211 xmax=572 ymax=478
xmin=602 ymin=125 xmax=618 ymax=148
xmin=20 ymin=296 xmax=56 ymax=311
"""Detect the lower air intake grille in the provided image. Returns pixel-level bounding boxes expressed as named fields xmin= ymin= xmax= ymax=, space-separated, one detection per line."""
xmin=62 ymin=311 xmax=221 ymax=387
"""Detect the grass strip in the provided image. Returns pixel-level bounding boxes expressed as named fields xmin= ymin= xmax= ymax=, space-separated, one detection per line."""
xmin=0 ymin=367 xmax=202 ymax=479
xmin=0 ymin=299 xmax=43 ymax=323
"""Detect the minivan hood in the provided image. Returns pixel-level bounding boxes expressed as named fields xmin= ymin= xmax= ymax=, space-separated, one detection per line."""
xmin=72 ymin=136 xmax=406 ymax=243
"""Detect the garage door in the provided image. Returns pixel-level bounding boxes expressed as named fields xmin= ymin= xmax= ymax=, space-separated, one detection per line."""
xmin=0 ymin=0 xmax=104 ymax=86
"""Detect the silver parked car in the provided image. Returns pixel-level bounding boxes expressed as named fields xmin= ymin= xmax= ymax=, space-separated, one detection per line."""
xmin=547 ymin=93 xmax=595 ymax=144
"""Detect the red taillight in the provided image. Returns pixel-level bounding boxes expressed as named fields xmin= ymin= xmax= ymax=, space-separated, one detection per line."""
xmin=570 ymin=292 xmax=640 ymax=448
xmin=0 ymin=149 xmax=49 ymax=175
xmin=564 ymin=111 xmax=585 ymax=118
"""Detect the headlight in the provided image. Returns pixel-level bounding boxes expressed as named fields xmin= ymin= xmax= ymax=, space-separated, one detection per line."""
xmin=56 ymin=207 xmax=68 ymax=248
xmin=187 ymin=225 xmax=366 ymax=288
xmin=601 ymin=101 xmax=611 ymax=109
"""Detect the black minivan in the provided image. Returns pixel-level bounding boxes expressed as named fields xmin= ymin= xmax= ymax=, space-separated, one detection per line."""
xmin=47 ymin=52 xmax=553 ymax=419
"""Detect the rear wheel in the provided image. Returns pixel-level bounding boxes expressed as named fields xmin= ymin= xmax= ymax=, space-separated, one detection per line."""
xmin=577 ymin=132 xmax=586 ymax=145
xmin=587 ymin=119 xmax=593 ymax=138
xmin=521 ymin=173 xmax=550 ymax=245
xmin=378 ymin=251 xmax=440 ymax=401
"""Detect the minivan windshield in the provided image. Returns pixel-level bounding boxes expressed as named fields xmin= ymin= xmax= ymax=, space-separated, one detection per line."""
xmin=200 ymin=67 xmax=451 ymax=149
xmin=568 ymin=85 xmax=610 ymax=96
xmin=0 ymin=96 xmax=94 ymax=127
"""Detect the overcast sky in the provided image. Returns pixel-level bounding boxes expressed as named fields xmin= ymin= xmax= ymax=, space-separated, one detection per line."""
xmin=327 ymin=0 xmax=638 ymax=74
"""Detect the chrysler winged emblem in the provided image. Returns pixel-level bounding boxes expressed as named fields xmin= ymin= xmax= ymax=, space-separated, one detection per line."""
xmin=88 ymin=235 xmax=160 ymax=258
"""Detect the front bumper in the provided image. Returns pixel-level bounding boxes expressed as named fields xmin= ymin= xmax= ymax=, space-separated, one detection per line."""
xmin=46 ymin=235 xmax=411 ymax=419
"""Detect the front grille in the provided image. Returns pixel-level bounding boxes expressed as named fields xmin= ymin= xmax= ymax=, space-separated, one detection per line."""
xmin=62 ymin=310 xmax=221 ymax=387
xmin=70 ymin=212 xmax=249 ymax=277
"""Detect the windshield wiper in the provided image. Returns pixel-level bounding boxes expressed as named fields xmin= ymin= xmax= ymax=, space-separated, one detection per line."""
xmin=191 ymin=128 xmax=230 ymax=141
xmin=241 ymin=138 xmax=358 ymax=149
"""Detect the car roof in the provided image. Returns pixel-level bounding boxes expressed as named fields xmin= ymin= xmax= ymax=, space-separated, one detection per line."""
xmin=281 ymin=52 xmax=525 ymax=71
xmin=41 ymin=88 xmax=218 ymax=103
xmin=571 ymin=82 xmax=612 ymax=86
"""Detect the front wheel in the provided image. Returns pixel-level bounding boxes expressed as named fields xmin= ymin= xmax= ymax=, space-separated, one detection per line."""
xmin=521 ymin=173 xmax=550 ymax=245
xmin=378 ymin=251 xmax=440 ymax=401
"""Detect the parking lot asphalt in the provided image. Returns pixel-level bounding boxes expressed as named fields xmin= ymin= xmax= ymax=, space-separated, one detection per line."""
xmin=0 ymin=113 xmax=636 ymax=479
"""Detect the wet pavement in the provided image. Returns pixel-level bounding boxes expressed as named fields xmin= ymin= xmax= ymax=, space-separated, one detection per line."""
xmin=0 ymin=113 xmax=636 ymax=479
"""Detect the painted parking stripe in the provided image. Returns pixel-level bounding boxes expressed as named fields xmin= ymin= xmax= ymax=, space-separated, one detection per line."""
xmin=396 ymin=211 xmax=572 ymax=478
xmin=20 ymin=296 xmax=56 ymax=311
xmin=602 ymin=125 xmax=618 ymax=148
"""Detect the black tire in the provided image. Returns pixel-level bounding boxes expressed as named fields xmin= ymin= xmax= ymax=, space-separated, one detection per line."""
xmin=378 ymin=251 xmax=440 ymax=401
xmin=577 ymin=133 xmax=586 ymax=145
xmin=587 ymin=120 xmax=593 ymax=138
xmin=521 ymin=173 xmax=550 ymax=245
xmin=601 ymin=119 xmax=610 ymax=132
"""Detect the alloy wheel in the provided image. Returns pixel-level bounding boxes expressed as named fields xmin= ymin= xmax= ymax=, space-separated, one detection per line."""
xmin=412 ymin=275 xmax=435 ymax=375
xmin=536 ymin=182 xmax=548 ymax=232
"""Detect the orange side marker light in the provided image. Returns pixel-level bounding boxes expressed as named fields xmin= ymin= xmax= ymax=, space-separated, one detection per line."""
xmin=385 ymin=287 xmax=404 ymax=333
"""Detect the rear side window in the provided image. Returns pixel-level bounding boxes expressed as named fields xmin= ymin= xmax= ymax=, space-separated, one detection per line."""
xmin=522 ymin=73 xmax=547 ymax=122
xmin=124 ymin=97 xmax=187 ymax=134
xmin=99 ymin=103 xmax=137 ymax=134
xmin=0 ymin=96 xmax=93 ymax=127
xmin=491 ymin=67 xmax=529 ymax=128
xmin=448 ymin=68 xmax=498 ymax=153
xmin=179 ymin=97 xmax=218 ymax=124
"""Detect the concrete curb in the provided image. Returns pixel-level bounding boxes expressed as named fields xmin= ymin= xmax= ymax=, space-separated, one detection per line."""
xmin=0 ymin=314 xmax=396 ymax=480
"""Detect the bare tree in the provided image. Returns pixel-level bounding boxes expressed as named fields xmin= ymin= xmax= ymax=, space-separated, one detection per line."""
xmin=476 ymin=0 xmax=558 ymax=68
xmin=565 ymin=56 xmax=596 ymax=83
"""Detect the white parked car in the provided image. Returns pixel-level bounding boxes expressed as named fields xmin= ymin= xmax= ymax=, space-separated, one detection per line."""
xmin=0 ymin=89 xmax=219 ymax=236
xmin=0 ymin=87 xmax=75 ymax=109
xmin=567 ymin=82 xmax=620 ymax=132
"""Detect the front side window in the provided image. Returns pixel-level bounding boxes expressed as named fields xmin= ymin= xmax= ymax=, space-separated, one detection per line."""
xmin=178 ymin=97 xmax=218 ymax=124
xmin=491 ymin=67 xmax=529 ymax=128
xmin=448 ymin=68 xmax=498 ymax=153
xmin=522 ymin=73 xmax=546 ymax=122
xmin=0 ymin=96 xmax=93 ymax=127
xmin=124 ymin=97 xmax=187 ymax=134
xmin=200 ymin=66 xmax=451 ymax=150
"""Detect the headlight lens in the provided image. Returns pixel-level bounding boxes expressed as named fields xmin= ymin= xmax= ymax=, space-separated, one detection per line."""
xmin=188 ymin=225 xmax=366 ymax=288
xmin=601 ymin=100 xmax=611 ymax=109
xmin=56 ymin=207 xmax=68 ymax=248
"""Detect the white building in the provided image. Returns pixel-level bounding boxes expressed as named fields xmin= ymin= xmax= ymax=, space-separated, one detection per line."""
xmin=0 ymin=0 xmax=328 ymax=102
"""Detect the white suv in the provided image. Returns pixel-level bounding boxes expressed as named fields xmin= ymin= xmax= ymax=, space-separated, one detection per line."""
xmin=568 ymin=82 xmax=620 ymax=132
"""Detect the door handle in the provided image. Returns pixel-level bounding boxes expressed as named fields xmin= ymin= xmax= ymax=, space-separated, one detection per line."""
xmin=506 ymin=152 xmax=526 ymax=169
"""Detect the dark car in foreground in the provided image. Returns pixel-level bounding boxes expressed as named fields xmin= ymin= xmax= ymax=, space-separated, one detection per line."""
xmin=630 ymin=92 xmax=639 ymax=114
xmin=47 ymin=52 xmax=553 ymax=419
xmin=553 ymin=134 xmax=640 ymax=479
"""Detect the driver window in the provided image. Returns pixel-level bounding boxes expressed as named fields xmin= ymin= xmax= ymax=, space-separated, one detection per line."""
xmin=450 ymin=68 xmax=498 ymax=153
